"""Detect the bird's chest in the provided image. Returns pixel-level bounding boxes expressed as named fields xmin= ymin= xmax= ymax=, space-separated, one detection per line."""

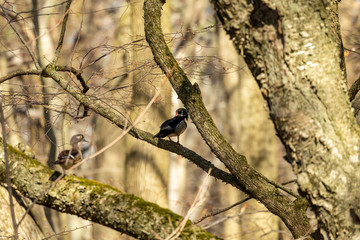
xmin=168 ymin=120 xmax=187 ymax=137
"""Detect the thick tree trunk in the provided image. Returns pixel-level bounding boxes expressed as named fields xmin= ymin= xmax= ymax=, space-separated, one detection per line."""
xmin=211 ymin=0 xmax=360 ymax=238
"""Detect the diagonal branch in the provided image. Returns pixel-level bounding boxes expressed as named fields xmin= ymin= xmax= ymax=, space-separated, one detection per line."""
xmin=349 ymin=75 xmax=360 ymax=101
xmin=0 ymin=4 xmax=40 ymax=70
xmin=55 ymin=65 xmax=89 ymax=93
xmin=0 ymin=65 xmax=239 ymax=190
xmin=142 ymin=0 xmax=311 ymax=238
xmin=53 ymin=0 xmax=73 ymax=63
xmin=43 ymin=62 xmax=242 ymax=191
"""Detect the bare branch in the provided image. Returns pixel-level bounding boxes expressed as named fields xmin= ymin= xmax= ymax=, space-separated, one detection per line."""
xmin=195 ymin=196 xmax=252 ymax=224
xmin=166 ymin=169 xmax=212 ymax=240
xmin=43 ymin=62 xmax=242 ymax=191
xmin=0 ymin=69 xmax=42 ymax=84
xmin=0 ymin=3 xmax=40 ymax=69
xmin=53 ymin=0 xmax=73 ymax=63
xmin=55 ymin=65 xmax=89 ymax=92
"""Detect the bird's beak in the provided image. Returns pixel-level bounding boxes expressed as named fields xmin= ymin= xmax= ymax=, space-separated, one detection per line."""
xmin=83 ymin=139 xmax=89 ymax=143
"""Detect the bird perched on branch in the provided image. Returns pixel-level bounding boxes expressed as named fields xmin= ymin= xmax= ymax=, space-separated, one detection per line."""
xmin=153 ymin=108 xmax=188 ymax=144
xmin=54 ymin=134 xmax=87 ymax=175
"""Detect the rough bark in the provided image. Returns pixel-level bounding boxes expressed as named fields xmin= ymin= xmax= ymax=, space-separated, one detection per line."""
xmin=0 ymin=139 xmax=220 ymax=240
xmin=143 ymin=0 xmax=311 ymax=238
xmin=210 ymin=0 xmax=360 ymax=238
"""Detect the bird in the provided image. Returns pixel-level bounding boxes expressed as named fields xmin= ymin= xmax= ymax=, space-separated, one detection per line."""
xmin=54 ymin=134 xmax=87 ymax=175
xmin=153 ymin=108 xmax=188 ymax=144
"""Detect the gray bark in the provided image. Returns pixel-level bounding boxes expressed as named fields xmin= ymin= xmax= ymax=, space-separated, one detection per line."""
xmin=210 ymin=0 xmax=360 ymax=239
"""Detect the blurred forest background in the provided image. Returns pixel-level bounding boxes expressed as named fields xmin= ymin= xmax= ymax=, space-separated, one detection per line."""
xmin=0 ymin=0 xmax=359 ymax=239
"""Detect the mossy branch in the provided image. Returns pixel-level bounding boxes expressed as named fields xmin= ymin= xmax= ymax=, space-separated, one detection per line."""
xmin=0 ymin=139 xmax=220 ymax=240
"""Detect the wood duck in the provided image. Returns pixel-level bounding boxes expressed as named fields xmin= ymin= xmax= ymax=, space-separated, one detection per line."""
xmin=153 ymin=108 xmax=188 ymax=143
xmin=54 ymin=134 xmax=87 ymax=174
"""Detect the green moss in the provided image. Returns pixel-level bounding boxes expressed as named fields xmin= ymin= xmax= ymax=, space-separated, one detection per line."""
xmin=6 ymin=141 xmax=31 ymax=159
xmin=294 ymin=197 xmax=309 ymax=212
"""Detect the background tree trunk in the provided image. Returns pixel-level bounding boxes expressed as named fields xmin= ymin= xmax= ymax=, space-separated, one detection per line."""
xmin=219 ymin=26 xmax=281 ymax=238
xmin=0 ymin=186 xmax=46 ymax=240
xmin=124 ymin=0 xmax=172 ymax=208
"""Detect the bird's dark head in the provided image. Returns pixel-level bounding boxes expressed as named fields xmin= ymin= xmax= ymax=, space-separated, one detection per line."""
xmin=175 ymin=108 xmax=188 ymax=120
xmin=70 ymin=134 xmax=87 ymax=145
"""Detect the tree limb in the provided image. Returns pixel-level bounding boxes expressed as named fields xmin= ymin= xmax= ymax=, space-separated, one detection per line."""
xmin=349 ymin=75 xmax=360 ymax=101
xmin=142 ymin=0 xmax=311 ymax=238
xmin=0 ymin=69 xmax=42 ymax=84
xmin=53 ymin=0 xmax=73 ymax=63
xmin=0 ymin=4 xmax=40 ymax=70
xmin=0 ymin=139 xmax=220 ymax=240
xmin=42 ymin=63 xmax=243 ymax=191
xmin=0 ymin=64 xmax=241 ymax=192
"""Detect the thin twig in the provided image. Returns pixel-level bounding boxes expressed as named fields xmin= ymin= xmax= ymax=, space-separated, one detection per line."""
xmin=282 ymin=179 xmax=297 ymax=186
xmin=67 ymin=70 xmax=171 ymax=171
xmin=165 ymin=168 xmax=212 ymax=240
xmin=41 ymin=223 xmax=93 ymax=240
xmin=264 ymin=177 xmax=299 ymax=198
xmin=0 ymin=98 xmax=18 ymax=240
xmin=201 ymin=210 xmax=269 ymax=230
xmin=194 ymin=196 xmax=252 ymax=224
xmin=0 ymin=69 xmax=42 ymax=84
xmin=53 ymin=0 xmax=73 ymax=63
xmin=0 ymin=3 xmax=40 ymax=69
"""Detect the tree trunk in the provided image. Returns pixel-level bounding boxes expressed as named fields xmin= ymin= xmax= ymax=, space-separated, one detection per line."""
xmin=211 ymin=0 xmax=360 ymax=238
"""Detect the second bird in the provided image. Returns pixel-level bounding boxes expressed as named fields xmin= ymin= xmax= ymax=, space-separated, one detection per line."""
xmin=153 ymin=108 xmax=188 ymax=144
xmin=54 ymin=134 xmax=87 ymax=175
